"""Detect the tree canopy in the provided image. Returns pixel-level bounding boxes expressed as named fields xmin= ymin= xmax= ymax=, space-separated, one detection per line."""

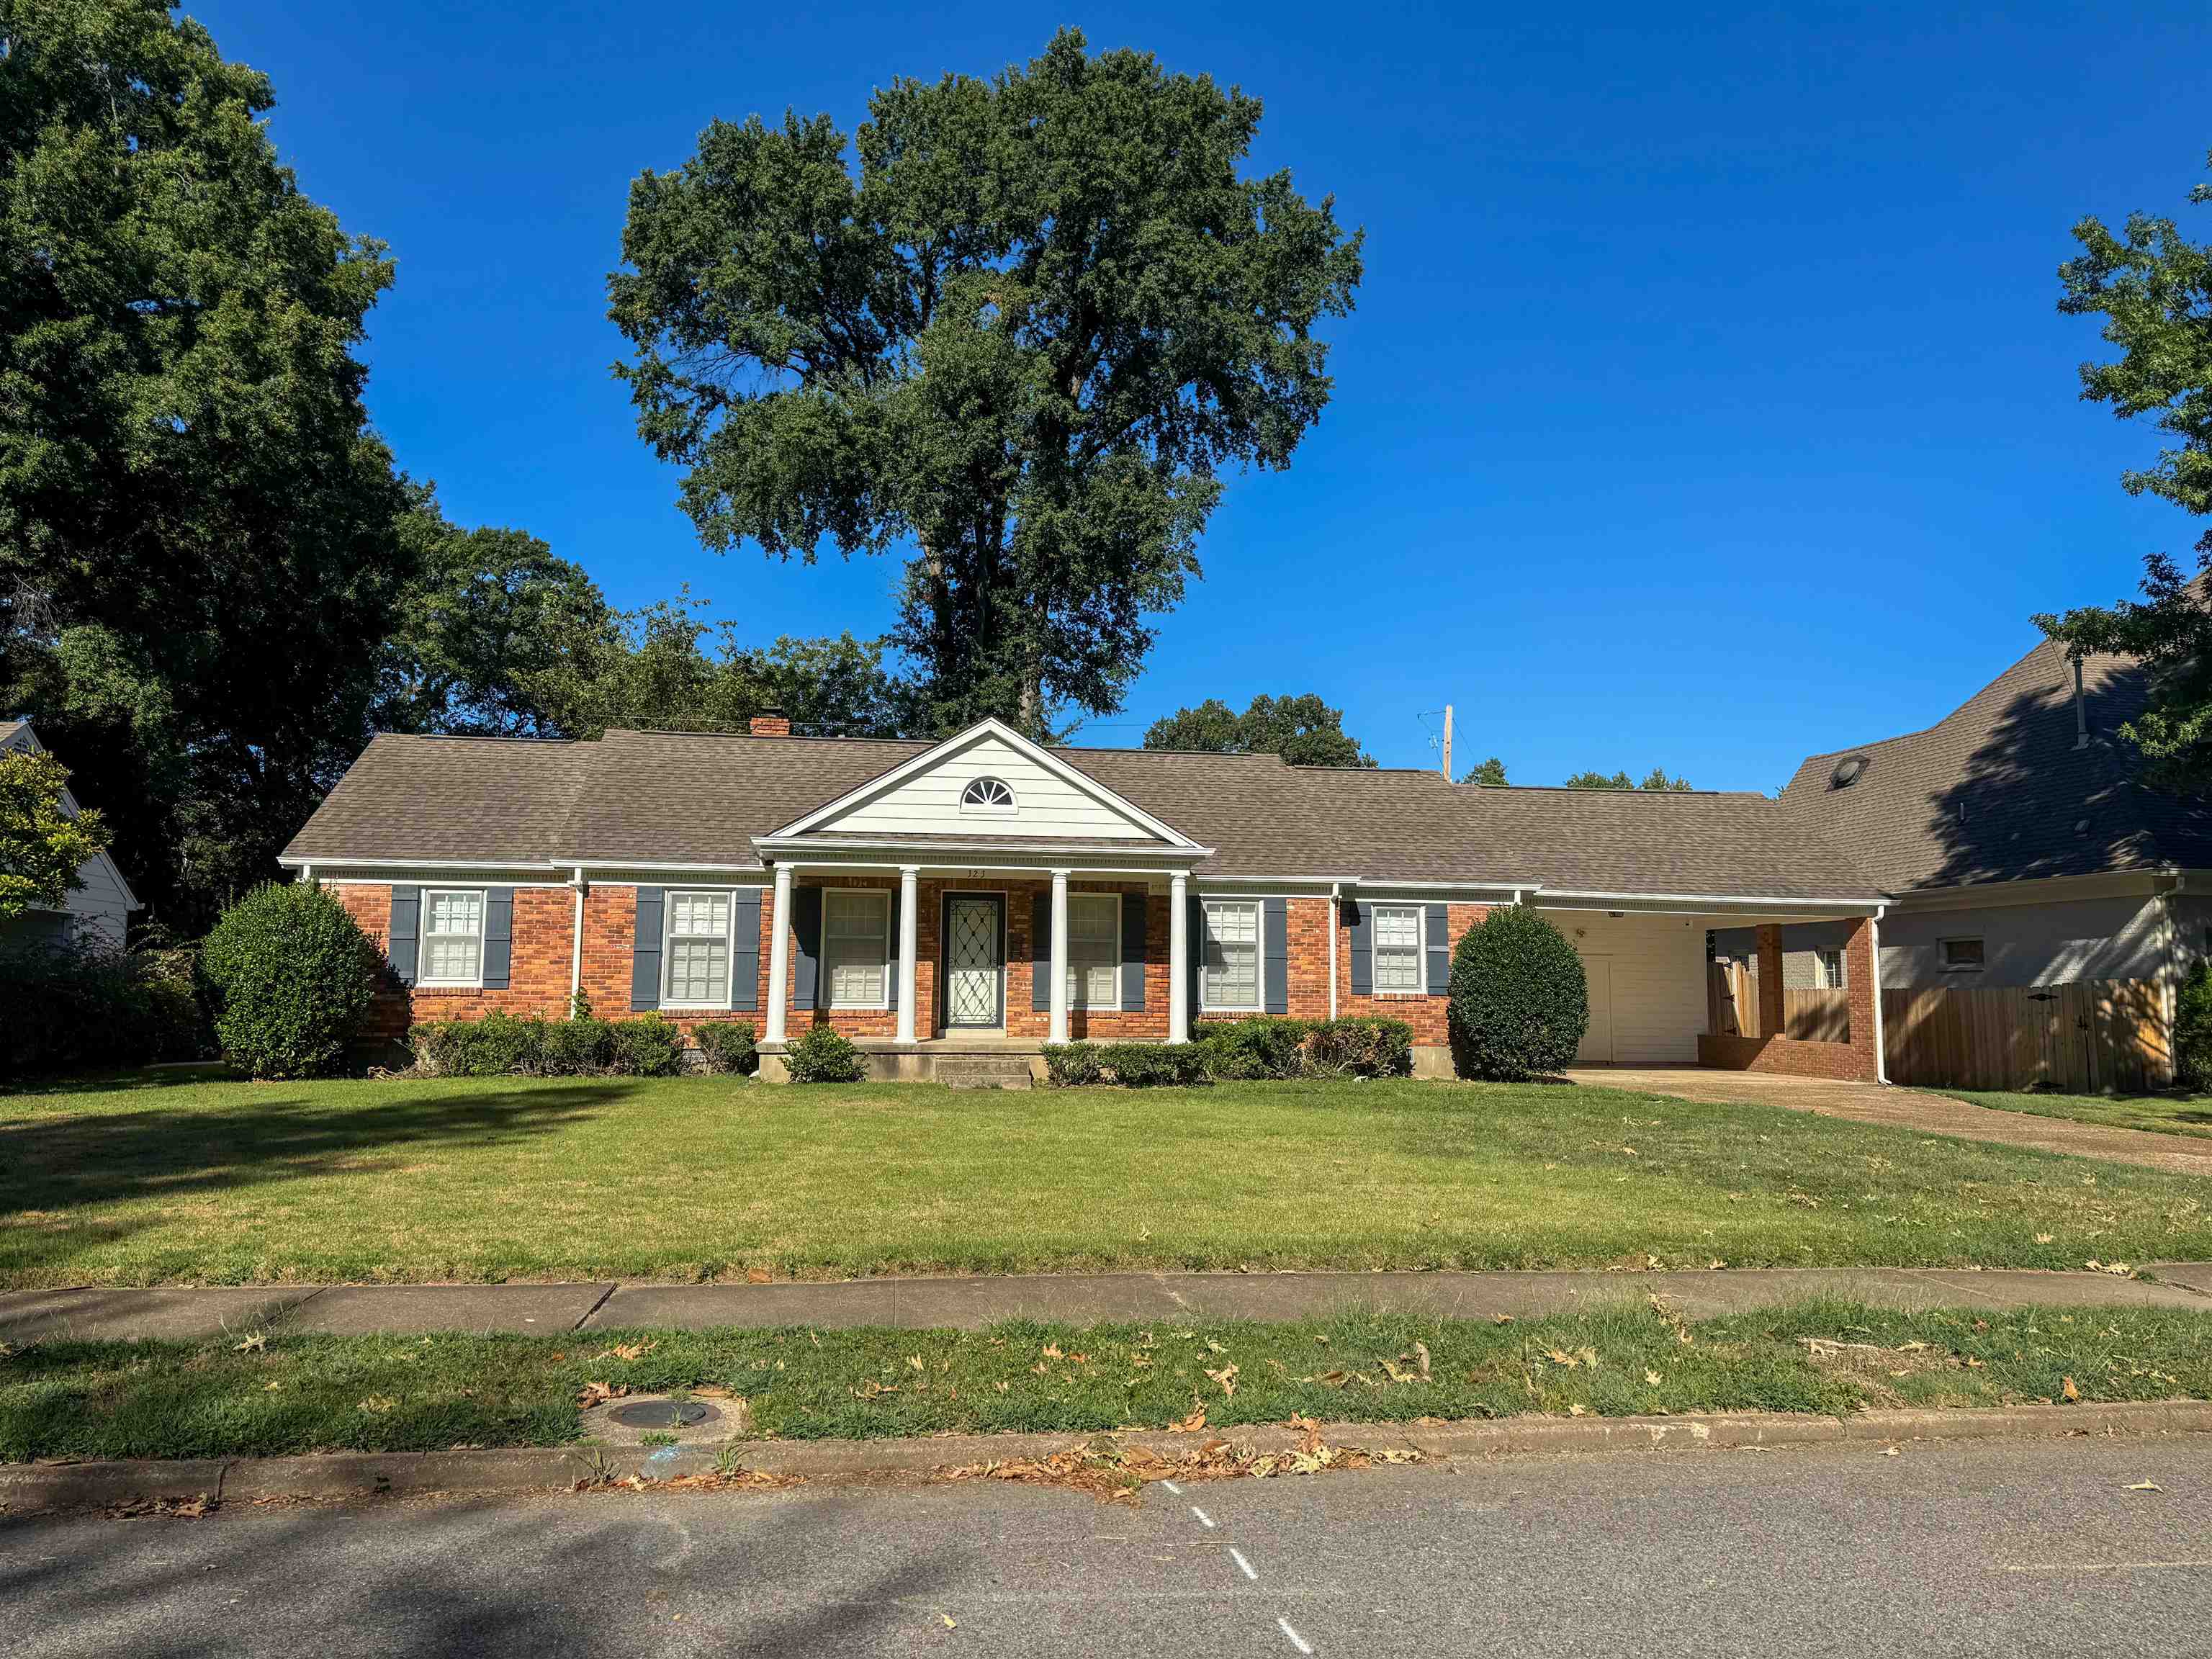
xmin=2037 ymin=150 xmax=2212 ymax=792
xmin=1143 ymin=693 xmax=1373 ymax=768
xmin=1460 ymin=756 xmax=1509 ymax=786
xmin=608 ymin=27 xmax=1362 ymax=738
xmin=1563 ymin=767 xmax=1694 ymax=791
xmin=0 ymin=746 xmax=112 ymax=922
xmin=1 ymin=0 xmax=410 ymax=931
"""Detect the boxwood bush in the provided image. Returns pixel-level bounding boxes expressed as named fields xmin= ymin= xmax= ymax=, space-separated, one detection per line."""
xmin=1044 ymin=1017 xmax=1414 ymax=1087
xmin=783 ymin=1022 xmax=866 ymax=1084
xmin=411 ymin=1012 xmax=685 ymax=1077
xmin=201 ymin=884 xmax=385 ymax=1079
xmin=1303 ymin=1015 xmax=1415 ymax=1079
xmin=1195 ymin=1015 xmax=1310 ymax=1079
xmin=693 ymin=1020 xmax=759 ymax=1076
xmin=1447 ymin=905 xmax=1588 ymax=1080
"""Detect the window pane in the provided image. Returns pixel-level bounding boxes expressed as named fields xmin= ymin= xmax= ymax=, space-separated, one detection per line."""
xmin=427 ymin=891 xmax=480 ymax=935
xmin=425 ymin=936 xmax=479 ymax=983
xmin=667 ymin=938 xmax=728 ymax=1004
xmin=1066 ymin=896 xmax=1120 ymax=1009
xmin=1374 ymin=905 xmax=1422 ymax=992
xmin=1203 ymin=902 xmax=1259 ymax=1010
xmin=824 ymin=891 xmax=889 ymax=1007
xmin=670 ymin=892 xmax=729 ymax=938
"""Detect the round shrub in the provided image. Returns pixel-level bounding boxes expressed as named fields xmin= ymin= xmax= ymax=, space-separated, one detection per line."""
xmin=783 ymin=1022 xmax=865 ymax=1084
xmin=693 ymin=1020 xmax=759 ymax=1076
xmin=1447 ymin=905 xmax=1588 ymax=1081
xmin=201 ymin=883 xmax=385 ymax=1078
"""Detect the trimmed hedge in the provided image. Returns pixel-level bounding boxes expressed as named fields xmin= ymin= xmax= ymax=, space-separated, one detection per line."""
xmin=1043 ymin=1017 xmax=1412 ymax=1087
xmin=1447 ymin=905 xmax=1588 ymax=1080
xmin=783 ymin=1023 xmax=865 ymax=1084
xmin=693 ymin=1020 xmax=759 ymax=1076
xmin=410 ymin=1012 xmax=685 ymax=1078
xmin=0 ymin=942 xmax=210 ymax=1078
xmin=201 ymin=884 xmax=385 ymax=1079
xmin=2177 ymin=960 xmax=2212 ymax=1090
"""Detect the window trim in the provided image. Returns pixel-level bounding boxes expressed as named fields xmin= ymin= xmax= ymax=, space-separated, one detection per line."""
xmin=1815 ymin=948 xmax=1846 ymax=990
xmin=1938 ymin=935 xmax=1985 ymax=974
xmin=662 ymin=887 xmax=737 ymax=1009
xmin=960 ymin=775 xmax=1018 ymax=815
xmin=1065 ymin=891 xmax=1122 ymax=1010
xmin=1199 ymin=896 xmax=1265 ymax=1015
xmin=1370 ymin=902 xmax=1426 ymax=997
xmin=823 ymin=886 xmax=894 ymax=1011
xmin=418 ymin=886 xmax=488 ymax=989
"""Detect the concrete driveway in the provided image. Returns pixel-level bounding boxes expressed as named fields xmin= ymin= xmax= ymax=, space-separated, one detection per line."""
xmin=1564 ymin=1066 xmax=2212 ymax=1178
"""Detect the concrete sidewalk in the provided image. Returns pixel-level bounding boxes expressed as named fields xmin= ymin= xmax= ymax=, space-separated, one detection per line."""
xmin=3 ymin=1264 xmax=2208 ymax=1343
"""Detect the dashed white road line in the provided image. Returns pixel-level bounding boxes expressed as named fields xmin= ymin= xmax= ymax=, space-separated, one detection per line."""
xmin=1189 ymin=1506 xmax=1216 ymax=1529
xmin=1228 ymin=1547 xmax=1259 ymax=1581
xmin=1277 ymin=1617 xmax=1314 ymax=1653
xmin=1160 ymin=1480 xmax=1182 ymax=1496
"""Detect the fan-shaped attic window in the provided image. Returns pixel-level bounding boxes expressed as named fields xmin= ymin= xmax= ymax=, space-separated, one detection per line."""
xmin=961 ymin=776 xmax=1017 ymax=812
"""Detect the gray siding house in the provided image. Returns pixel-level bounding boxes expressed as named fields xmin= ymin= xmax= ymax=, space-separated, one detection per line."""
xmin=0 ymin=719 xmax=137 ymax=952
xmin=1773 ymin=639 xmax=2212 ymax=1006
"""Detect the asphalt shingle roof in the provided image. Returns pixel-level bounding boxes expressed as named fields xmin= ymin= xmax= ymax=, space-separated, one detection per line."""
xmin=1778 ymin=638 xmax=2212 ymax=892
xmin=287 ymin=727 xmax=1880 ymax=902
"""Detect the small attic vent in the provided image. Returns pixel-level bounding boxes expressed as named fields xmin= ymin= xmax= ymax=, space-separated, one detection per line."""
xmin=1830 ymin=755 xmax=1868 ymax=789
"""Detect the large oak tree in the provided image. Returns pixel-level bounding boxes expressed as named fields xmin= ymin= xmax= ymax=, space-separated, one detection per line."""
xmin=609 ymin=28 xmax=1362 ymax=738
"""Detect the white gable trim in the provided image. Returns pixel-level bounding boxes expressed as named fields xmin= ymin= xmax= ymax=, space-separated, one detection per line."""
xmin=766 ymin=718 xmax=1204 ymax=849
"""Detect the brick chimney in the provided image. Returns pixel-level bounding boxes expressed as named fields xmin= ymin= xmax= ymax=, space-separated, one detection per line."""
xmin=749 ymin=709 xmax=791 ymax=737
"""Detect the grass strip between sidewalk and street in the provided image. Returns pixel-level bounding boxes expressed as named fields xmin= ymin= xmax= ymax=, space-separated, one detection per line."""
xmin=6 ymin=1300 xmax=2211 ymax=1462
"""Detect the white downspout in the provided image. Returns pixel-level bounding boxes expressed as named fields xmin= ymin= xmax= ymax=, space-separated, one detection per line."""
xmin=1328 ymin=883 xmax=1340 ymax=1021
xmin=569 ymin=866 xmax=588 ymax=1007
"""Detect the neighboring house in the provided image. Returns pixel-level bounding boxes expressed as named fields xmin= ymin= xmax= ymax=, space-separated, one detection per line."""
xmin=1774 ymin=637 xmax=2212 ymax=1020
xmin=0 ymin=719 xmax=138 ymax=953
xmin=282 ymin=714 xmax=1887 ymax=1082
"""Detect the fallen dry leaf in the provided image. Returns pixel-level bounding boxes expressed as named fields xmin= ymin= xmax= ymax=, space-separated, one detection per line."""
xmin=593 ymin=1341 xmax=657 ymax=1364
xmin=1203 ymin=1362 xmax=1239 ymax=1399
xmin=576 ymin=1380 xmax=630 ymax=1409
xmin=1645 ymin=1370 xmax=1663 ymax=1385
xmin=852 ymin=1379 xmax=902 ymax=1401
xmin=2126 ymin=1479 xmax=2163 ymax=1491
xmin=1169 ymin=1402 xmax=1208 ymax=1432
xmin=2062 ymin=1376 xmax=2081 ymax=1403
xmin=745 ymin=1267 xmax=773 ymax=1285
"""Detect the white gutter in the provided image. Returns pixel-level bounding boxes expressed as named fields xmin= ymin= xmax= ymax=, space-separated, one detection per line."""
xmin=1532 ymin=887 xmax=1885 ymax=912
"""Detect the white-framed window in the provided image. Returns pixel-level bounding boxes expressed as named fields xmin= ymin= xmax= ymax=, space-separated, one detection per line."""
xmin=664 ymin=890 xmax=732 ymax=1006
xmin=961 ymin=775 xmax=1016 ymax=813
xmin=421 ymin=889 xmax=486 ymax=987
xmin=1201 ymin=899 xmax=1262 ymax=1012
xmin=1372 ymin=904 xmax=1424 ymax=994
xmin=1066 ymin=893 xmax=1121 ymax=1008
xmin=824 ymin=888 xmax=891 ymax=1009
xmin=1939 ymin=936 xmax=1984 ymax=974
xmin=1815 ymin=949 xmax=1845 ymax=989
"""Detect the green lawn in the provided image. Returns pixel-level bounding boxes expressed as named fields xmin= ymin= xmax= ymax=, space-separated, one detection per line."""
xmin=6 ymin=1302 xmax=2207 ymax=1461
xmin=3 ymin=1073 xmax=2208 ymax=1286
xmin=1946 ymin=1088 xmax=2212 ymax=1143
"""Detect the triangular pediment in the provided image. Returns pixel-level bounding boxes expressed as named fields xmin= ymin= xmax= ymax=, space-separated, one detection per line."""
xmin=766 ymin=719 xmax=1200 ymax=847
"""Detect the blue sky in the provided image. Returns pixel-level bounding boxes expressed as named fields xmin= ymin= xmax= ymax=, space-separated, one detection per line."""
xmin=193 ymin=1 xmax=2210 ymax=786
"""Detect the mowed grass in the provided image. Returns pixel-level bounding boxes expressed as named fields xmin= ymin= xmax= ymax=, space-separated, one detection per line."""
xmin=1946 ymin=1088 xmax=2212 ymax=1144
xmin=3 ymin=1073 xmax=2208 ymax=1286
xmin=6 ymin=1301 xmax=2209 ymax=1461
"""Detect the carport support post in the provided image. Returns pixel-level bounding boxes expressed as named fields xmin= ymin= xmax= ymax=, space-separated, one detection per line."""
xmin=896 ymin=865 xmax=919 ymax=1045
xmin=1756 ymin=925 xmax=1785 ymax=1039
xmin=765 ymin=863 xmax=793 ymax=1044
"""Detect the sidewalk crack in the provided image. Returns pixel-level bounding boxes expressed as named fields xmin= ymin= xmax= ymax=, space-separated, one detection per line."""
xmin=572 ymin=1283 xmax=619 ymax=1331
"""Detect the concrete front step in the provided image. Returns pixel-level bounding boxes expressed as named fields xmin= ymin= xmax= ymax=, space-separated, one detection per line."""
xmin=932 ymin=1056 xmax=1035 ymax=1090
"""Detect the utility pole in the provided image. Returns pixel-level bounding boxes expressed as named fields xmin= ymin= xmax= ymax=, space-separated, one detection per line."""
xmin=1441 ymin=703 xmax=1453 ymax=781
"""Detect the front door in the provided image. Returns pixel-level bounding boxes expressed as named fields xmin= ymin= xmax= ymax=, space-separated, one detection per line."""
xmin=942 ymin=894 xmax=1005 ymax=1031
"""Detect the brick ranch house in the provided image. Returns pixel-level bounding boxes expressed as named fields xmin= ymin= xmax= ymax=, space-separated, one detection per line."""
xmin=280 ymin=715 xmax=1889 ymax=1082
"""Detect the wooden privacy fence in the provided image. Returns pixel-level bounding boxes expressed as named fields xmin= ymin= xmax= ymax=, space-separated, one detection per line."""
xmin=1707 ymin=966 xmax=1852 ymax=1043
xmin=1879 ymin=979 xmax=2169 ymax=1093
xmin=1782 ymin=988 xmax=1850 ymax=1043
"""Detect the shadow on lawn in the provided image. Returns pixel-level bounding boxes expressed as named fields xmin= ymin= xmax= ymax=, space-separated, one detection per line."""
xmin=0 ymin=1082 xmax=627 ymax=1282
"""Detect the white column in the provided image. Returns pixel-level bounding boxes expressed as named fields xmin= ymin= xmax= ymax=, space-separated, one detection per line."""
xmin=896 ymin=865 xmax=920 ymax=1045
xmin=1048 ymin=868 xmax=1071 ymax=1044
xmin=1868 ymin=912 xmax=1889 ymax=1085
xmin=1168 ymin=870 xmax=1190 ymax=1043
xmin=569 ymin=866 xmax=588 ymax=1004
xmin=765 ymin=863 xmax=794 ymax=1043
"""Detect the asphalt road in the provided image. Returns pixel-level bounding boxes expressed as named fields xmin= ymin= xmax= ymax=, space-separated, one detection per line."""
xmin=4 ymin=1436 xmax=2207 ymax=1658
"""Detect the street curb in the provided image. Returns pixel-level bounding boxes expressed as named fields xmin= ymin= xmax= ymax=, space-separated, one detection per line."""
xmin=7 ymin=1401 xmax=2212 ymax=1512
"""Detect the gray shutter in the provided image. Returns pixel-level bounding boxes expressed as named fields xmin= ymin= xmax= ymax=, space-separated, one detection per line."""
xmin=887 ymin=887 xmax=902 ymax=1012
xmin=1425 ymin=903 xmax=1450 ymax=996
xmin=1347 ymin=898 xmax=1372 ymax=997
xmin=1120 ymin=891 xmax=1147 ymax=1012
xmin=729 ymin=889 xmax=761 ymax=1012
xmin=631 ymin=887 xmax=663 ymax=1011
xmin=482 ymin=888 xmax=513 ymax=990
xmin=1031 ymin=891 xmax=1052 ymax=1012
xmin=792 ymin=886 xmax=821 ymax=1010
xmin=387 ymin=886 xmax=421 ymax=986
xmin=1263 ymin=896 xmax=1289 ymax=1015
xmin=1187 ymin=894 xmax=1205 ymax=1015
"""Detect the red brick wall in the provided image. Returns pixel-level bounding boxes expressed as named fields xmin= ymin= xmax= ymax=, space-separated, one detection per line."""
xmin=1326 ymin=899 xmax=1490 ymax=1046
